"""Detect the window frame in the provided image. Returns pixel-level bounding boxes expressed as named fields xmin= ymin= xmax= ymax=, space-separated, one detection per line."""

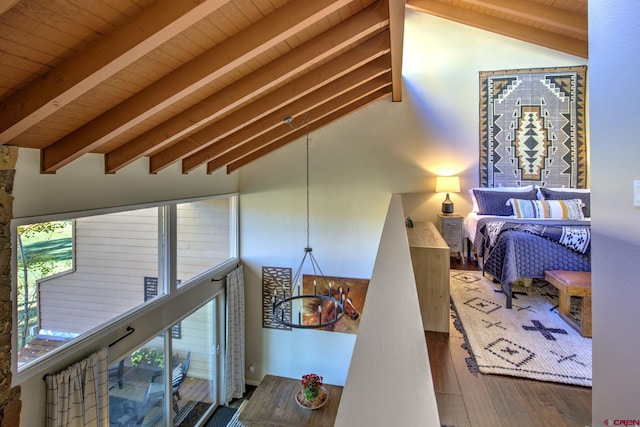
xmin=11 ymin=192 xmax=239 ymax=386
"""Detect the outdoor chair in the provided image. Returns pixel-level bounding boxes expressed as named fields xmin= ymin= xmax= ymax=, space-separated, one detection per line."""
xmin=108 ymin=359 xmax=125 ymax=389
xmin=145 ymin=351 xmax=191 ymax=416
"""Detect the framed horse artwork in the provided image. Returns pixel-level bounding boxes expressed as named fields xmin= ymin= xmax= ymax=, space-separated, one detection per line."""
xmin=301 ymin=274 xmax=369 ymax=334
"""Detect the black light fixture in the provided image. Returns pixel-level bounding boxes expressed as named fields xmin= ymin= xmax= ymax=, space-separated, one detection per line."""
xmin=271 ymin=114 xmax=345 ymax=329
xmin=436 ymin=176 xmax=460 ymax=215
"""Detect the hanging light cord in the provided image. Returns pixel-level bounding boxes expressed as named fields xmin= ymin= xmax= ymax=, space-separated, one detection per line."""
xmin=272 ymin=112 xmax=346 ymax=329
xmin=305 ymin=112 xmax=310 ymax=249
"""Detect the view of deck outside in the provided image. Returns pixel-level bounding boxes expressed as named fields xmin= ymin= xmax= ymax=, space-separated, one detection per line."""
xmin=15 ymin=196 xmax=235 ymax=426
xmin=107 ymin=299 xmax=219 ymax=426
xmin=16 ymin=219 xmax=73 ymax=364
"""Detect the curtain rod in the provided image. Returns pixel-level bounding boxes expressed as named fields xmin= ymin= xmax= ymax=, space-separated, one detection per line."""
xmin=108 ymin=326 xmax=135 ymax=347
xmin=211 ymin=263 xmax=240 ymax=282
xmin=43 ymin=326 xmax=135 ymax=380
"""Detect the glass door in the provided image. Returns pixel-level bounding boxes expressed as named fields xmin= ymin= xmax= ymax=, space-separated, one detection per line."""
xmin=108 ymin=296 xmax=220 ymax=426
xmin=108 ymin=335 xmax=167 ymax=426
xmin=170 ymin=298 xmax=220 ymax=426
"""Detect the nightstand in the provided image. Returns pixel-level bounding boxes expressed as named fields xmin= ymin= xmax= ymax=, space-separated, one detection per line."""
xmin=437 ymin=214 xmax=464 ymax=263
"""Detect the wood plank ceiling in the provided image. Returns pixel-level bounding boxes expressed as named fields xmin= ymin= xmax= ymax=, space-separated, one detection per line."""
xmin=0 ymin=0 xmax=587 ymax=175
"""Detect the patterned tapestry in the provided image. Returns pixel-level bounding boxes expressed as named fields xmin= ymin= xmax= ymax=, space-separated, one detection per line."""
xmin=479 ymin=66 xmax=587 ymax=189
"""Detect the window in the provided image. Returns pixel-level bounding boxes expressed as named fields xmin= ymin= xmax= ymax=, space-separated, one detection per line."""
xmin=176 ymin=198 xmax=234 ymax=287
xmin=13 ymin=194 xmax=237 ymax=373
xmin=15 ymin=219 xmax=74 ymax=357
xmin=108 ymin=298 xmax=220 ymax=426
xmin=109 ymin=336 xmax=167 ymax=425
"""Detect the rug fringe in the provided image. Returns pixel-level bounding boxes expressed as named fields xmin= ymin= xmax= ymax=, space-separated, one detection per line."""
xmin=450 ymin=298 xmax=480 ymax=376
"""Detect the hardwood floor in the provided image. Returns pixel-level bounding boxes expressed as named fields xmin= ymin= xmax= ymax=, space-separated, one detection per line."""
xmin=428 ymin=258 xmax=592 ymax=427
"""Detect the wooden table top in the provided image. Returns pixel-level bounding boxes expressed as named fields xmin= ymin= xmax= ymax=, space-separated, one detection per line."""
xmin=238 ymin=374 xmax=343 ymax=427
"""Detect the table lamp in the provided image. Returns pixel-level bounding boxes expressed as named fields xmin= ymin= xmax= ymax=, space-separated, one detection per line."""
xmin=435 ymin=176 xmax=460 ymax=215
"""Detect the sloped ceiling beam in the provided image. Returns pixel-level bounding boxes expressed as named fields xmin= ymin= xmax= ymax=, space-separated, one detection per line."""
xmin=150 ymin=38 xmax=389 ymax=173
xmin=0 ymin=0 xmax=230 ymax=144
xmin=180 ymin=59 xmax=389 ymax=173
xmin=182 ymin=55 xmax=391 ymax=173
xmin=388 ymin=0 xmax=406 ymax=101
xmin=224 ymin=86 xmax=392 ymax=174
xmin=209 ymin=75 xmax=391 ymax=174
xmin=105 ymin=4 xmax=389 ymax=173
xmin=40 ymin=0 xmax=353 ymax=174
xmin=461 ymin=0 xmax=587 ymax=35
xmin=407 ymin=0 xmax=588 ymax=58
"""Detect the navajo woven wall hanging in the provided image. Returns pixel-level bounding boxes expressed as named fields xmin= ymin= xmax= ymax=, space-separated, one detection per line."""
xmin=479 ymin=66 xmax=587 ymax=189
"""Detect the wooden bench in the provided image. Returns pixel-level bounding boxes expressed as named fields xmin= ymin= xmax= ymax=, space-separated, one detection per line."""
xmin=544 ymin=270 xmax=592 ymax=337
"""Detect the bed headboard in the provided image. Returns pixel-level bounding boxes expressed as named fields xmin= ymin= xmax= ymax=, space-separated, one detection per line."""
xmin=479 ymin=65 xmax=588 ymax=189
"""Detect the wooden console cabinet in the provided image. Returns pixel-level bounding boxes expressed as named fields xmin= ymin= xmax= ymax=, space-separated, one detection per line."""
xmin=406 ymin=221 xmax=450 ymax=333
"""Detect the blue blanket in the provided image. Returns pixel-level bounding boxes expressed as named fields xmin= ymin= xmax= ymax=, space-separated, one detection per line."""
xmin=479 ymin=220 xmax=591 ymax=256
xmin=473 ymin=218 xmax=591 ymax=308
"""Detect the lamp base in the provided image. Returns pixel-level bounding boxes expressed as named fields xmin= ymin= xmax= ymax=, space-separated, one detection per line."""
xmin=441 ymin=193 xmax=454 ymax=215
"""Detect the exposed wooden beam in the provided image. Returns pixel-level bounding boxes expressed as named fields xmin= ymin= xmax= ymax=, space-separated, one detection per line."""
xmin=205 ymin=78 xmax=390 ymax=174
xmin=104 ymin=6 xmax=390 ymax=173
xmin=459 ymin=0 xmax=587 ymax=36
xmin=169 ymin=56 xmax=389 ymax=173
xmin=407 ymin=0 xmax=588 ymax=58
xmin=149 ymin=46 xmax=390 ymax=174
xmin=0 ymin=0 xmax=19 ymax=15
xmin=40 ymin=0 xmax=353 ymax=174
xmin=388 ymin=0 xmax=406 ymax=101
xmin=156 ymin=56 xmax=392 ymax=173
xmin=182 ymin=58 xmax=391 ymax=173
xmin=0 ymin=0 xmax=230 ymax=143
xmin=224 ymin=87 xmax=391 ymax=174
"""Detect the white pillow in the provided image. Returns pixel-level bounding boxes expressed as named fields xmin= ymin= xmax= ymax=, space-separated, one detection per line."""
xmin=508 ymin=198 xmax=585 ymax=220
xmin=469 ymin=185 xmax=535 ymax=213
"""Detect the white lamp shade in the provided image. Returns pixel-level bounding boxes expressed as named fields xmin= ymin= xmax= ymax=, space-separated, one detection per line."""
xmin=435 ymin=176 xmax=460 ymax=193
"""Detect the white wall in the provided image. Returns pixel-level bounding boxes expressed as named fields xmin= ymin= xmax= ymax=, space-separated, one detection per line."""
xmin=589 ymin=1 xmax=640 ymax=424
xmin=239 ymin=9 xmax=587 ymax=387
xmin=13 ymin=148 xmax=239 ymax=218
xmin=335 ymin=195 xmax=440 ymax=426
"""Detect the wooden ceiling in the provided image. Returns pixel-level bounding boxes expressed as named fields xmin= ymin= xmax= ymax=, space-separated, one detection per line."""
xmin=407 ymin=0 xmax=588 ymax=59
xmin=0 ymin=0 xmax=587 ymax=175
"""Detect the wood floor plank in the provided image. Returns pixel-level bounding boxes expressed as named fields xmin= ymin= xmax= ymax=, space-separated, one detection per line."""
xmin=483 ymin=375 xmax=542 ymax=427
xmin=426 ymin=331 xmax=460 ymax=395
xmin=551 ymin=384 xmax=592 ymax=427
xmin=448 ymin=335 xmax=504 ymax=427
xmin=435 ymin=392 xmax=472 ymax=427
xmin=513 ymin=379 xmax=591 ymax=427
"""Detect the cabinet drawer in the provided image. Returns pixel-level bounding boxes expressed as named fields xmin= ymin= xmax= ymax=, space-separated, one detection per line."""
xmin=444 ymin=239 xmax=462 ymax=250
xmin=445 ymin=240 xmax=462 ymax=252
xmin=437 ymin=215 xmax=463 ymax=253
xmin=442 ymin=227 xmax=461 ymax=239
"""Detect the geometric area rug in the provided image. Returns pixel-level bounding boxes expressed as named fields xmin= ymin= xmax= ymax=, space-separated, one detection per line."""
xmin=450 ymin=270 xmax=592 ymax=387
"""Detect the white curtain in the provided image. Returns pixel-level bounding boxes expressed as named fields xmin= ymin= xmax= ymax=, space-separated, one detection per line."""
xmin=225 ymin=265 xmax=246 ymax=403
xmin=45 ymin=347 xmax=109 ymax=427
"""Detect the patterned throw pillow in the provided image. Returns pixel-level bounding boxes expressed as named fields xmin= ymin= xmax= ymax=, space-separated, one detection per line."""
xmin=468 ymin=185 xmax=535 ymax=212
xmin=539 ymin=188 xmax=591 ymax=217
xmin=473 ymin=189 xmax=538 ymax=216
xmin=508 ymin=198 xmax=585 ymax=220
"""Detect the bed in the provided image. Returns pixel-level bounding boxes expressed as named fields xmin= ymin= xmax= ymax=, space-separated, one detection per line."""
xmin=465 ymin=186 xmax=591 ymax=308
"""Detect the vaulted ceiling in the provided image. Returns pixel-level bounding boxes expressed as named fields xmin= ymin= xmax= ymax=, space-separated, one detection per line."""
xmin=0 ymin=0 xmax=587 ymax=175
